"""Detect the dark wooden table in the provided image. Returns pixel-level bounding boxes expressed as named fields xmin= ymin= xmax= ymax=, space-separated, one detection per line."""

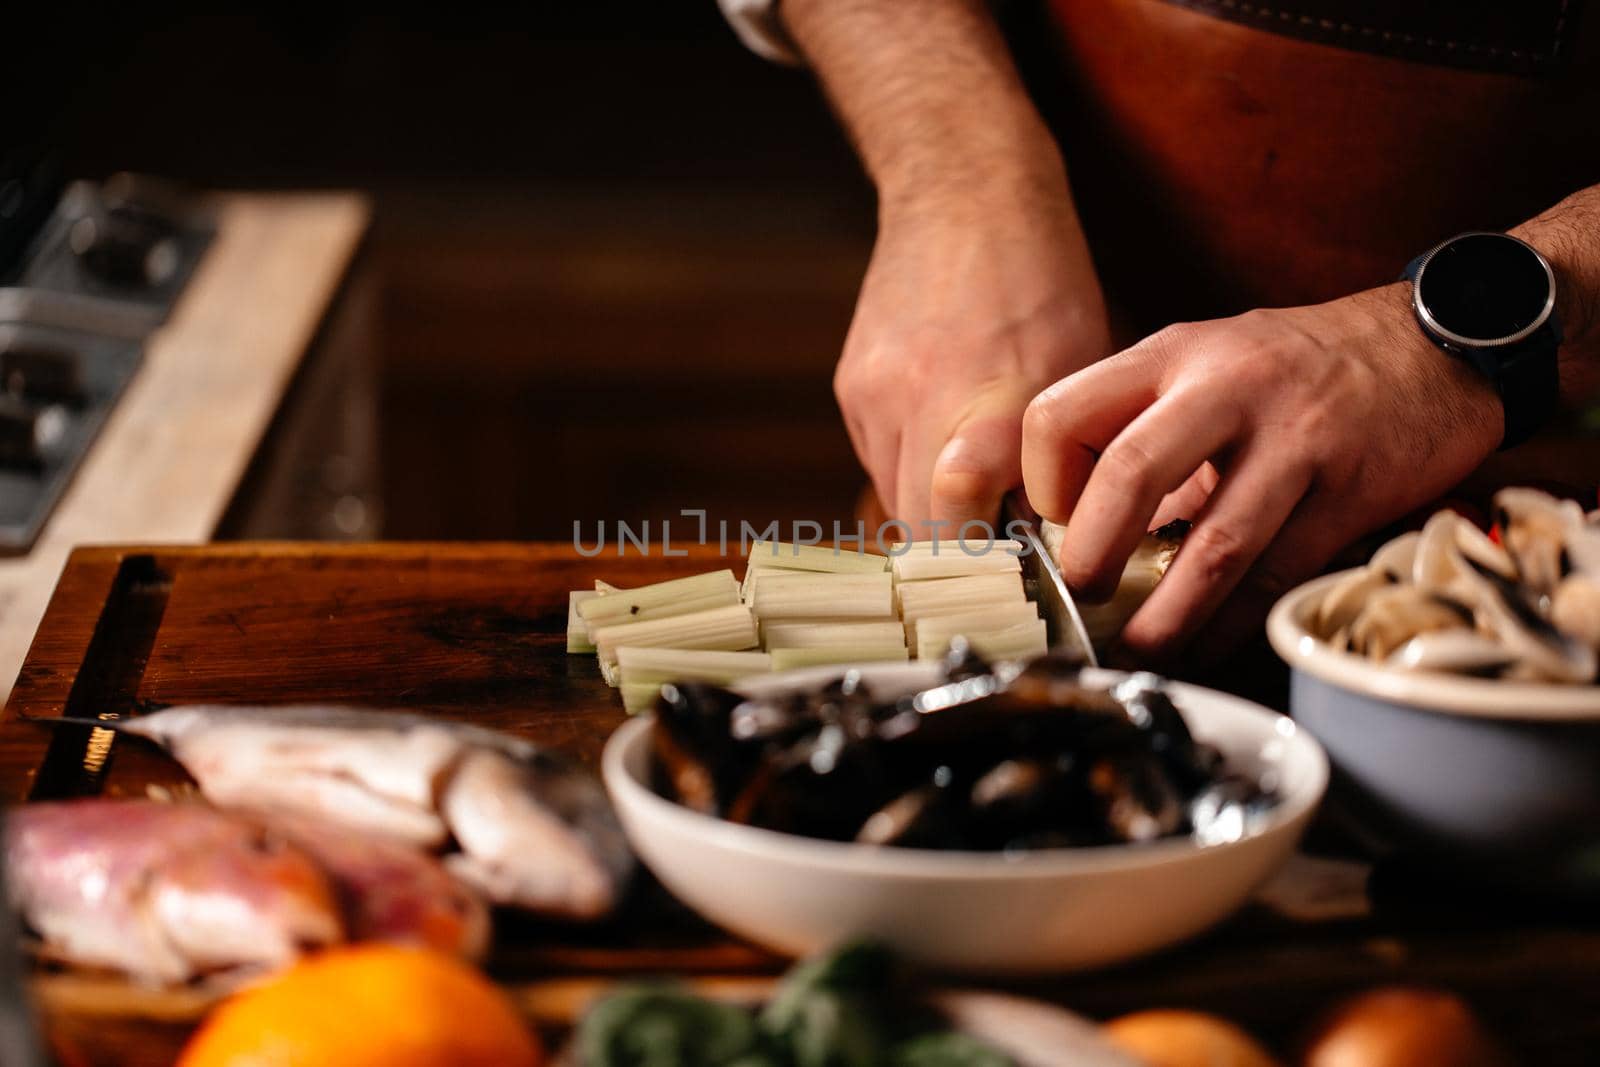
xmin=4 ymin=543 xmax=1599 ymax=1065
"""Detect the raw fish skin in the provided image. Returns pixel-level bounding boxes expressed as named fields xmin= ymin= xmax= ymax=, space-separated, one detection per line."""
xmin=442 ymin=749 xmax=636 ymax=921
xmin=265 ymin=814 xmax=491 ymax=959
xmin=5 ymin=801 xmax=343 ymax=984
xmin=123 ymin=707 xmax=463 ymax=846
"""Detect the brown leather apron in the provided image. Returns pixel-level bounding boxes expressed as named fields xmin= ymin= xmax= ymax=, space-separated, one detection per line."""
xmin=1038 ymin=0 xmax=1600 ymax=338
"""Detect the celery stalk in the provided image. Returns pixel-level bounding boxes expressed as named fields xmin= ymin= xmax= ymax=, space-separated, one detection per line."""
xmin=567 ymin=590 xmax=599 ymax=654
xmin=578 ymin=570 xmax=739 ymax=627
xmin=769 ymin=644 xmax=909 ymax=671
xmin=592 ymin=604 xmax=759 ymax=664
xmin=749 ymin=572 xmax=895 ymax=620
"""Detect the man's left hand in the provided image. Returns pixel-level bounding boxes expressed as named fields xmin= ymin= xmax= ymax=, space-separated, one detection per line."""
xmin=1021 ymin=283 xmax=1505 ymax=660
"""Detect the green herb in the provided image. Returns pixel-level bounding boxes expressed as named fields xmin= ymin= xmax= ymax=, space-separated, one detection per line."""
xmin=778 ymin=989 xmax=893 ymax=1067
xmin=577 ymin=944 xmax=1015 ymax=1067
xmin=577 ymin=984 xmax=781 ymax=1067
xmin=892 ymin=1031 xmax=1016 ymax=1066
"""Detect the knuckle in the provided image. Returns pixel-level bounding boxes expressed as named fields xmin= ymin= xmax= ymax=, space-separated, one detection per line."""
xmin=1185 ymin=521 xmax=1256 ymax=582
xmin=929 ymin=464 xmax=992 ymax=512
xmin=832 ymin=369 xmax=856 ymax=407
xmin=1141 ymin=323 xmax=1199 ymax=374
xmin=1232 ymin=340 xmax=1295 ymax=390
xmin=1291 ymin=401 xmax=1340 ymax=446
xmin=1098 ymin=438 xmax=1159 ymax=498
xmin=1233 ymin=307 xmax=1276 ymax=332
xmin=1150 ymin=321 xmax=1199 ymax=349
xmin=1021 ymin=392 xmax=1060 ymax=445
xmin=1242 ymin=557 xmax=1299 ymax=601
xmin=832 ymin=356 xmax=870 ymax=401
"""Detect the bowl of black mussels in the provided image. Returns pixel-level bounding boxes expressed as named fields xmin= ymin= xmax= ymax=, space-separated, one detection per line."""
xmin=601 ymin=646 xmax=1327 ymax=975
xmin=1268 ymin=489 xmax=1600 ymax=890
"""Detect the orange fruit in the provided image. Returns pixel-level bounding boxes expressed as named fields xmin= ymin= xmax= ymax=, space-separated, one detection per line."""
xmin=178 ymin=945 xmax=543 ymax=1067
xmin=1103 ymin=1009 xmax=1282 ymax=1067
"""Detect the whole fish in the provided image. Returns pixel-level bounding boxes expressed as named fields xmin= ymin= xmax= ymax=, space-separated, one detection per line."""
xmin=95 ymin=705 xmax=635 ymax=921
xmin=5 ymin=800 xmax=343 ymax=984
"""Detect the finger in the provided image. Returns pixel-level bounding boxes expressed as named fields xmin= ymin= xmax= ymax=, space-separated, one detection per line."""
xmin=895 ymin=419 xmax=951 ymax=540
xmin=835 ymin=356 xmax=902 ymax=518
xmin=1119 ymin=446 xmax=1313 ymax=656
xmin=1021 ymin=356 xmax=1162 ymax=524
xmin=1021 ymin=330 xmax=1187 ymax=524
xmin=857 ymin=420 xmax=902 ymax=522
xmin=929 ymin=400 xmax=1027 ymax=533
xmin=1186 ymin=505 xmax=1356 ymax=663
xmin=1152 ymin=462 xmax=1219 ymax=530
xmin=1056 ymin=386 xmax=1245 ymax=600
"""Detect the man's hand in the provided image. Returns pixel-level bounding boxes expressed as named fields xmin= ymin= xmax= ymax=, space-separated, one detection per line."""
xmin=1022 ymin=283 xmax=1504 ymax=659
xmin=784 ymin=0 xmax=1109 ymax=536
xmin=838 ymin=177 xmax=1108 ymax=535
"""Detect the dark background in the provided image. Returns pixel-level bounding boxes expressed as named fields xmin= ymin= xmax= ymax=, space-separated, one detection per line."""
xmin=14 ymin=7 xmax=879 ymax=539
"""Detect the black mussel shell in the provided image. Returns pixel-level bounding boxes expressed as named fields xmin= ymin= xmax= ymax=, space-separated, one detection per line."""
xmin=966 ymin=754 xmax=1103 ymax=849
xmin=1189 ymin=774 xmax=1275 ymax=845
xmin=725 ymin=722 xmax=895 ymax=840
xmin=651 ymin=644 xmax=1275 ymax=852
xmin=856 ymin=773 xmax=968 ymax=848
xmin=1088 ymin=751 xmax=1188 ymax=844
xmin=651 ymin=682 xmax=756 ymax=815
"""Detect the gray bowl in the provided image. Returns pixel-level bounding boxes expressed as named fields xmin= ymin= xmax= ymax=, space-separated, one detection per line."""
xmin=1268 ymin=571 xmax=1600 ymax=891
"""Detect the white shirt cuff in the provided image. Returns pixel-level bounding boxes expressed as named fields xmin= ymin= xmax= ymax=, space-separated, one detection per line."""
xmin=718 ymin=0 xmax=804 ymax=66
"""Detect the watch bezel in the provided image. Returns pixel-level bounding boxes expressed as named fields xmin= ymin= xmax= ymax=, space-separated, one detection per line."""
xmin=1412 ymin=231 xmax=1556 ymax=350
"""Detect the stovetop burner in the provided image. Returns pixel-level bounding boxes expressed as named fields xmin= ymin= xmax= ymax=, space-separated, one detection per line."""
xmin=0 ymin=169 xmax=214 ymax=553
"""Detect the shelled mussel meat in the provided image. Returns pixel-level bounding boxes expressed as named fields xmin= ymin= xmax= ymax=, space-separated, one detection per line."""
xmin=1308 ymin=488 xmax=1600 ymax=683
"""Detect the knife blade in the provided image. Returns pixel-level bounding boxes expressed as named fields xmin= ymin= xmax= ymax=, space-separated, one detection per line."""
xmin=1002 ymin=493 xmax=1098 ymax=668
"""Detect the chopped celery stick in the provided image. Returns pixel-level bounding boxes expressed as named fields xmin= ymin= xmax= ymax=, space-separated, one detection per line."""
xmin=578 ymin=570 xmax=739 ymax=626
xmin=567 ymin=590 xmax=599 ymax=653
xmin=908 ymin=602 xmax=1040 ymax=647
xmin=583 ymin=589 xmax=741 ymax=642
xmin=896 ymin=573 xmax=1026 ymax=622
xmin=891 ymin=551 xmax=1021 ymax=582
xmin=769 ymin=644 xmax=908 ymax=671
xmin=917 ymin=619 xmax=1047 ymax=662
xmin=750 ymin=572 xmax=894 ymax=620
xmin=593 ymin=604 xmax=759 ymax=664
xmin=894 ymin=539 xmax=1023 ymax=555
xmin=745 ymin=541 xmax=889 ymax=574
xmin=617 ymin=648 xmax=772 ymax=687
xmin=761 ymin=620 xmax=907 ymax=649
xmin=620 ymin=682 xmax=665 ymax=715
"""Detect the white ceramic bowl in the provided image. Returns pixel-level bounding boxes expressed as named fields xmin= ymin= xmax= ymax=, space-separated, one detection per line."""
xmin=1269 ymin=572 xmax=1600 ymax=889
xmin=601 ymin=663 xmax=1327 ymax=975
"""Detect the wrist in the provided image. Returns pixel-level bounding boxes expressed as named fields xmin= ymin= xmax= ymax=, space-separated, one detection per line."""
xmin=1351 ymin=282 xmax=1504 ymax=457
xmin=1510 ymin=193 xmax=1600 ymax=401
xmin=874 ymin=123 xmax=1068 ymax=224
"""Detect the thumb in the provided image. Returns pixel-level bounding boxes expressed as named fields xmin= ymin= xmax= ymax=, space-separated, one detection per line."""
xmin=929 ymin=395 xmax=1028 ymax=532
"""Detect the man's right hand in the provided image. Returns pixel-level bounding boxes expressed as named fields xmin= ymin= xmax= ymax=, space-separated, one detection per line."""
xmin=782 ymin=0 xmax=1110 ymax=537
xmin=837 ymin=172 xmax=1109 ymax=537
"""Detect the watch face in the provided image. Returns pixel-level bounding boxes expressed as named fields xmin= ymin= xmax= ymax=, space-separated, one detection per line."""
xmin=1416 ymin=232 xmax=1554 ymax=346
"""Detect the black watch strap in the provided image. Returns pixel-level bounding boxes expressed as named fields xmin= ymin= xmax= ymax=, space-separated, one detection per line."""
xmin=1470 ymin=334 xmax=1561 ymax=450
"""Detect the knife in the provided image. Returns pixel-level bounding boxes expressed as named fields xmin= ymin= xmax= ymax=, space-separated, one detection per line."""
xmin=1002 ymin=493 xmax=1099 ymax=668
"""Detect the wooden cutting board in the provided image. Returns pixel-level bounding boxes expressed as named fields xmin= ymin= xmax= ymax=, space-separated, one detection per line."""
xmin=6 ymin=542 xmax=1600 ymax=1065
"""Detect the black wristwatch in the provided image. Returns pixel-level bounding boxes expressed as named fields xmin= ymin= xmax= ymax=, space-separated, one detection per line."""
xmin=1401 ymin=231 xmax=1561 ymax=450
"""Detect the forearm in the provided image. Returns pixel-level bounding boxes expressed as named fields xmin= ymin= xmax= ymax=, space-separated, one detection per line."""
xmin=1511 ymin=184 xmax=1600 ymax=405
xmin=782 ymin=0 xmax=1068 ymax=217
